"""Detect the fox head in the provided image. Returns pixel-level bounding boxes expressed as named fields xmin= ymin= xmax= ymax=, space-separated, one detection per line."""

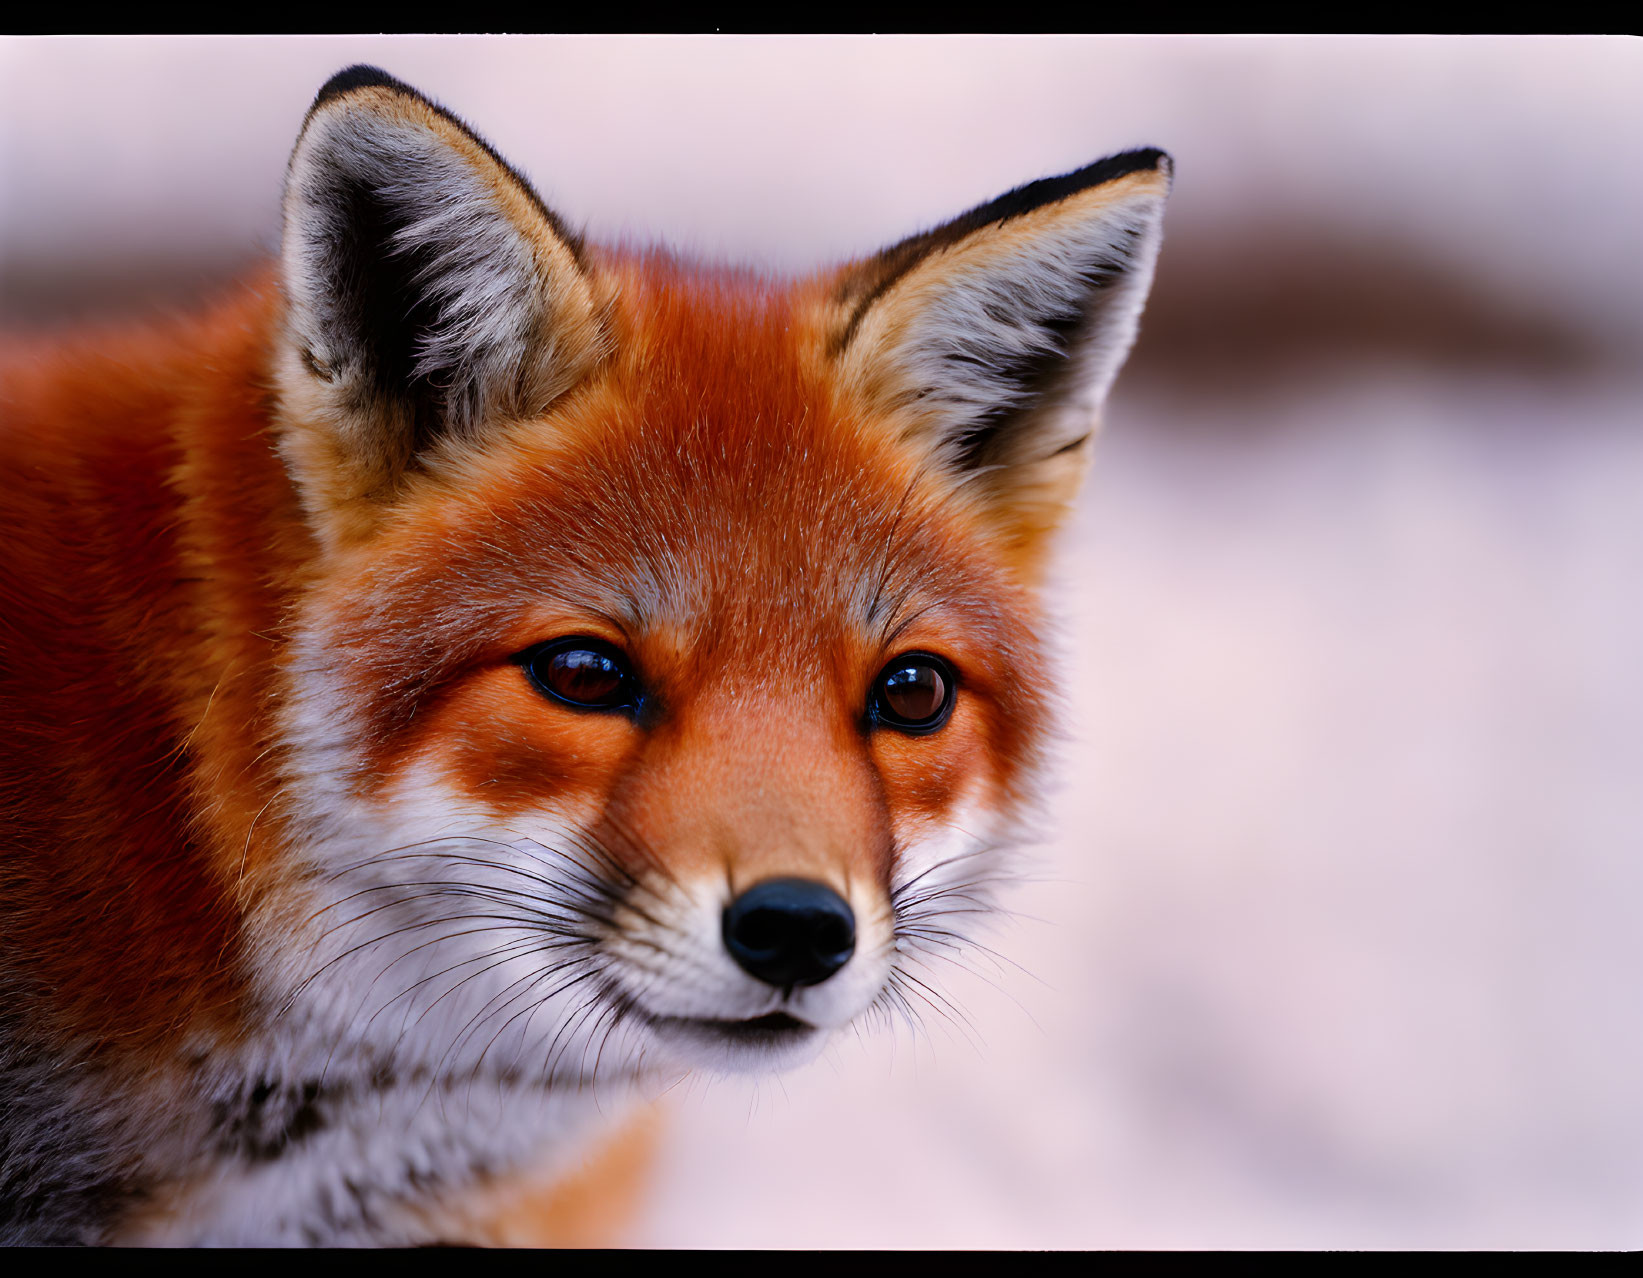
xmin=263 ymin=66 xmax=1168 ymax=1085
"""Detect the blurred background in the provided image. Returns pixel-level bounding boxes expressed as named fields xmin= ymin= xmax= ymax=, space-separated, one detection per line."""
xmin=3 ymin=36 xmax=1640 ymax=1249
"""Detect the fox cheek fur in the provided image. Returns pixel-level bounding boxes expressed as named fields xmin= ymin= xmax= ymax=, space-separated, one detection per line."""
xmin=0 ymin=64 xmax=1168 ymax=1244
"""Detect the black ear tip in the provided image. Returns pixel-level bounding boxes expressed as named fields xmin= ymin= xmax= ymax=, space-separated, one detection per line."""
xmin=1083 ymin=146 xmax=1173 ymax=187
xmin=312 ymin=64 xmax=420 ymax=112
xmin=1134 ymin=147 xmax=1174 ymax=190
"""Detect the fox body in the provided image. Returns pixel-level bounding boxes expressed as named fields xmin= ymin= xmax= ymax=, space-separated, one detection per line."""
xmin=0 ymin=67 xmax=1169 ymax=1245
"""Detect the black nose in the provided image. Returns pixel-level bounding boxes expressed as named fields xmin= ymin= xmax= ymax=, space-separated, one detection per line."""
xmin=721 ymin=877 xmax=857 ymax=989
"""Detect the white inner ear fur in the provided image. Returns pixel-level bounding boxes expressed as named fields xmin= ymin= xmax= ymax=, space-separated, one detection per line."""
xmin=840 ymin=174 xmax=1169 ymax=472
xmin=280 ymin=92 xmax=602 ymax=442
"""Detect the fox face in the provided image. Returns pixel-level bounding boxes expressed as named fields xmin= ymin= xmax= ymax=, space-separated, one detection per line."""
xmin=0 ymin=64 xmax=1167 ymax=1244
xmin=264 ymin=68 xmax=1169 ymax=1093
xmin=275 ymin=277 xmax=1055 ymax=1081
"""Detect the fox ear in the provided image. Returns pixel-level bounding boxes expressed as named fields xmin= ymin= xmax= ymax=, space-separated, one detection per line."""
xmin=276 ymin=66 xmax=607 ymax=548
xmin=831 ymin=150 xmax=1170 ymax=572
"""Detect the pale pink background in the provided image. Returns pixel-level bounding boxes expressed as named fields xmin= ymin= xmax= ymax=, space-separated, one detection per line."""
xmin=3 ymin=36 xmax=1640 ymax=1249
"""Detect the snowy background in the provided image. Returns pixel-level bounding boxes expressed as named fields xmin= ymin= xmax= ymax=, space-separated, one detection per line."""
xmin=3 ymin=36 xmax=1640 ymax=1249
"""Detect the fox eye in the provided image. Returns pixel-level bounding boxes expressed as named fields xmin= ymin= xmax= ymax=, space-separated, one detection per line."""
xmin=519 ymin=638 xmax=641 ymax=713
xmin=870 ymin=653 xmax=957 ymax=735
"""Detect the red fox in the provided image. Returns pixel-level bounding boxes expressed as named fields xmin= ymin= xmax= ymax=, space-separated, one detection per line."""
xmin=0 ymin=66 xmax=1169 ymax=1245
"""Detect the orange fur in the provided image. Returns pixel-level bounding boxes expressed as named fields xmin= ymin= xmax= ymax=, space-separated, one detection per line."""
xmin=1 ymin=278 xmax=296 ymax=1054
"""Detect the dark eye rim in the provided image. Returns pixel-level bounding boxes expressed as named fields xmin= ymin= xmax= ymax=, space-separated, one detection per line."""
xmin=515 ymin=636 xmax=643 ymax=715
xmin=869 ymin=651 xmax=959 ymax=736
